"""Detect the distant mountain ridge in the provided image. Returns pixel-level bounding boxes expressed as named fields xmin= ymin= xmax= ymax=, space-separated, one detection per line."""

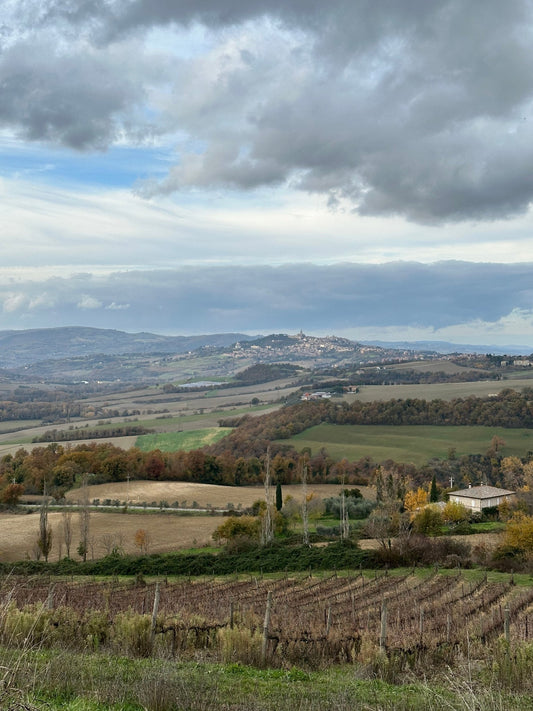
xmin=365 ymin=340 xmax=533 ymax=356
xmin=0 ymin=327 xmax=256 ymax=369
xmin=1 ymin=327 xmax=528 ymax=384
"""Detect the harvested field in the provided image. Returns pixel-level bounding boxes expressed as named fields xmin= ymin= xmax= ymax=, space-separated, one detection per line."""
xmin=65 ymin=481 xmax=375 ymax=507
xmin=346 ymin=378 xmax=533 ymax=402
xmin=0 ymin=511 xmax=221 ymax=563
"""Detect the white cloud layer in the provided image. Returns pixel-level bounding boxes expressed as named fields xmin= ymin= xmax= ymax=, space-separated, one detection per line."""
xmin=2 ymin=2 xmax=533 ymax=345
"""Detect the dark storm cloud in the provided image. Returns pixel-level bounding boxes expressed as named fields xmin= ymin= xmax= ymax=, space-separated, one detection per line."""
xmin=1 ymin=262 xmax=531 ymax=334
xmin=0 ymin=36 xmax=150 ymax=149
xmin=6 ymin=1 xmax=533 ymax=221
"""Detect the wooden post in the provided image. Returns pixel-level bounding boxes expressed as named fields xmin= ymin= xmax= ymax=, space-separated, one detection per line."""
xmin=261 ymin=591 xmax=273 ymax=665
xmin=379 ymin=600 xmax=387 ymax=651
xmin=504 ymin=605 xmax=510 ymax=644
xmin=230 ymin=601 xmax=235 ymax=629
xmin=419 ymin=607 xmax=424 ymax=640
xmin=446 ymin=614 xmax=451 ymax=644
xmin=151 ymin=582 xmax=160 ymax=648
xmin=326 ymin=606 xmax=332 ymax=636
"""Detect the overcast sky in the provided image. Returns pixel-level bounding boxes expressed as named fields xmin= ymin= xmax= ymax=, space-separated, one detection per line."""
xmin=2 ymin=0 xmax=533 ymax=347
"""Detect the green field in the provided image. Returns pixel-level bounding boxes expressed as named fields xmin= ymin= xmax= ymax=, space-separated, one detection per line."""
xmin=135 ymin=427 xmax=231 ymax=452
xmin=282 ymin=423 xmax=533 ymax=465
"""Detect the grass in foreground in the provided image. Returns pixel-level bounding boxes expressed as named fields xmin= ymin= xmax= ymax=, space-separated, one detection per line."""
xmin=5 ymin=648 xmax=533 ymax=711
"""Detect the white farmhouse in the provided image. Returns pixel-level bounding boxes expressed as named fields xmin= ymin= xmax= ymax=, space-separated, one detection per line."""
xmin=448 ymin=485 xmax=515 ymax=513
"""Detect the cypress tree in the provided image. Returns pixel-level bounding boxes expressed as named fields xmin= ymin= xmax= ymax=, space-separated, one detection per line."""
xmin=275 ymin=481 xmax=283 ymax=511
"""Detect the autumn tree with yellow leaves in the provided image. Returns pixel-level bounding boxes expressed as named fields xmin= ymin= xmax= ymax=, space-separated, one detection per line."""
xmin=404 ymin=487 xmax=428 ymax=514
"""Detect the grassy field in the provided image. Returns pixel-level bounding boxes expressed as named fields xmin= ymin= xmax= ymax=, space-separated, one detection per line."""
xmin=347 ymin=377 xmax=533 ymax=402
xmin=8 ymin=647 xmax=533 ymax=711
xmin=282 ymin=423 xmax=533 ymax=465
xmin=135 ymin=427 xmax=231 ymax=452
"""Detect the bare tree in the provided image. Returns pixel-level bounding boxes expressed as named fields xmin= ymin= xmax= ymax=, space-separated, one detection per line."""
xmin=78 ymin=473 xmax=90 ymax=562
xmin=339 ymin=466 xmax=349 ymax=541
xmin=301 ymin=458 xmax=310 ymax=546
xmin=37 ymin=487 xmax=53 ymax=562
xmin=261 ymin=448 xmax=274 ymax=545
xmin=100 ymin=533 xmax=115 ymax=556
xmin=62 ymin=510 xmax=73 ymax=558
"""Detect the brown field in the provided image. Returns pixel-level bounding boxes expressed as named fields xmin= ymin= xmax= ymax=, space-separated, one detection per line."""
xmin=347 ymin=378 xmax=533 ymax=403
xmin=64 ymin=481 xmax=375 ymax=507
xmin=2 ymin=483 xmax=375 ymax=563
xmin=0 ymin=510 xmax=222 ymax=563
xmin=386 ymin=359 xmax=484 ymax=374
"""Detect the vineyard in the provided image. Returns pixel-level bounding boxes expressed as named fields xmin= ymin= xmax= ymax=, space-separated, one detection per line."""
xmin=3 ymin=572 xmax=533 ymax=670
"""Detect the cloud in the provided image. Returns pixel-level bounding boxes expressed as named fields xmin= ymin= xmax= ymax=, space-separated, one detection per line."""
xmin=0 ymin=262 xmax=531 ymax=346
xmin=77 ymin=295 xmax=102 ymax=309
xmin=4 ymin=1 xmax=533 ymax=223
xmin=2 ymin=292 xmax=26 ymax=313
xmin=106 ymin=302 xmax=130 ymax=310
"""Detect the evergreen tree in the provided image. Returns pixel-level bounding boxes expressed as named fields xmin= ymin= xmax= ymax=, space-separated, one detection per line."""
xmin=275 ymin=481 xmax=283 ymax=511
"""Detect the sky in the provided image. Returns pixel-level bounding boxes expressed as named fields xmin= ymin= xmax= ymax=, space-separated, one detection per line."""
xmin=2 ymin=0 xmax=533 ymax=348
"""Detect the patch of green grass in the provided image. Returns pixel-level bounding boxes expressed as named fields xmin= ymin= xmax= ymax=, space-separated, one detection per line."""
xmin=281 ymin=423 xmax=533 ymax=465
xmin=134 ymin=427 xmax=231 ymax=452
xmin=8 ymin=650 xmax=533 ymax=711
xmin=469 ymin=521 xmax=505 ymax=533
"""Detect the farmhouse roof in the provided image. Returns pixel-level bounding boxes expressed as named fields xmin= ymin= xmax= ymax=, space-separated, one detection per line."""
xmin=450 ymin=485 xmax=515 ymax=499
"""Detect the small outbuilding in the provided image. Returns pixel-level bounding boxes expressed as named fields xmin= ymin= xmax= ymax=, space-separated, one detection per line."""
xmin=448 ymin=485 xmax=515 ymax=513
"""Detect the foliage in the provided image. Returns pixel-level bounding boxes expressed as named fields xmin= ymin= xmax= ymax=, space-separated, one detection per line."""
xmin=134 ymin=528 xmax=151 ymax=554
xmin=412 ymin=506 xmax=443 ymax=536
xmin=111 ymin=610 xmax=152 ymax=657
xmin=234 ymin=362 xmax=303 ymax=385
xmin=213 ymin=516 xmax=261 ymax=543
xmin=442 ymin=501 xmax=470 ymax=524
xmin=323 ymin=496 xmax=375 ymax=520
xmin=404 ymin=488 xmax=428 ymax=513
xmin=275 ymin=482 xmax=283 ymax=511
xmin=33 ymin=424 xmax=152 ymax=443
xmin=0 ymin=540 xmax=370 ymax=576
xmin=0 ymin=482 xmax=24 ymax=505
xmin=503 ymin=511 xmax=533 ymax=552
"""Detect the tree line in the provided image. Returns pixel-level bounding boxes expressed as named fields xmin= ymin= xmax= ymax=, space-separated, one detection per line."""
xmin=213 ymin=388 xmax=533 ymax=461
xmin=2 ymin=389 xmax=533 ymax=503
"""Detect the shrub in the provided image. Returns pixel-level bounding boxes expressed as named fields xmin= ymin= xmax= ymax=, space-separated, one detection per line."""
xmin=111 ymin=611 xmax=152 ymax=657
xmin=412 ymin=506 xmax=443 ymax=536
xmin=218 ymin=626 xmax=262 ymax=666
